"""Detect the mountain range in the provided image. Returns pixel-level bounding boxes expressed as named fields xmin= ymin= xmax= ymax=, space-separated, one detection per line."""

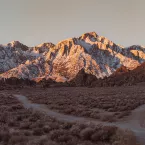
xmin=1 ymin=32 xmax=145 ymax=82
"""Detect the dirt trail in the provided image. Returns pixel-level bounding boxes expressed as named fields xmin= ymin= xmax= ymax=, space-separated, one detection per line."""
xmin=14 ymin=94 xmax=145 ymax=145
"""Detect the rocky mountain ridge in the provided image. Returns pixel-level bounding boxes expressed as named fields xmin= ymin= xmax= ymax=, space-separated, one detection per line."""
xmin=1 ymin=32 xmax=145 ymax=82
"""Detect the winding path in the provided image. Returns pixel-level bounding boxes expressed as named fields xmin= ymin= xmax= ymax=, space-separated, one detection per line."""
xmin=14 ymin=94 xmax=145 ymax=145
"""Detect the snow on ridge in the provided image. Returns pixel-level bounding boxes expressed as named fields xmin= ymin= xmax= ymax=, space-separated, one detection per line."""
xmin=1 ymin=32 xmax=145 ymax=81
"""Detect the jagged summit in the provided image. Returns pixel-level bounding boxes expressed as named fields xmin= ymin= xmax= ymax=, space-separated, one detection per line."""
xmin=7 ymin=41 xmax=28 ymax=51
xmin=1 ymin=32 xmax=145 ymax=82
xmin=8 ymin=40 xmax=26 ymax=47
xmin=8 ymin=40 xmax=21 ymax=46
xmin=36 ymin=42 xmax=55 ymax=48
xmin=79 ymin=32 xmax=98 ymax=39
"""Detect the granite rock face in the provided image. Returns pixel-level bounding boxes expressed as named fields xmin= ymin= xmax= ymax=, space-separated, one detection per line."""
xmin=1 ymin=32 xmax=145 ymax=82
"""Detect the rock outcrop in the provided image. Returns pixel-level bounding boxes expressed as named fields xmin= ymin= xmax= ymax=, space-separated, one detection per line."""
xmin=1 ymin=32 xmax=145 ymax=83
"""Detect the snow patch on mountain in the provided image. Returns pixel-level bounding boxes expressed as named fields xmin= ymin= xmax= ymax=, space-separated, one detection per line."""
xmin=1 ymin=32 xmax=145 ymax=82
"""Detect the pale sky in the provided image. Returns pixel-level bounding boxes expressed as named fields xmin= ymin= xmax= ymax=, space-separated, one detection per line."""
xmin=0 ymin=0 xmax=144 ymax=47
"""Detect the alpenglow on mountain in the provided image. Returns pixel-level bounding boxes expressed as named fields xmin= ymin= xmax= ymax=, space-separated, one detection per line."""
xmin=0 ymin=32 xmax=145 ymax=82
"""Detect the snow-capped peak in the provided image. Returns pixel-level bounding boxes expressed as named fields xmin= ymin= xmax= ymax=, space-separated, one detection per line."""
xmin=79 ymin=32 xmax=98 ymax=39
xmin=1 ymin=32 xmax=145 ymax=82
xmin=36 ymin=42 xmax=55 ymax=48
xmin=8 ymin=41 xmax=23 ymax=47
xmin=7 ymin=41 xmax=29 ymax=51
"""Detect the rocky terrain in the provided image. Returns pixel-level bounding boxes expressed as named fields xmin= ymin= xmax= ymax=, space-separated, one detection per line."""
xmin=1 ymin=32 xmax=145 ymax=83
xmin=0 ymin=41 xmax=54 ymax=73
xmin=92 ymin=62 xmax=145 ymax=87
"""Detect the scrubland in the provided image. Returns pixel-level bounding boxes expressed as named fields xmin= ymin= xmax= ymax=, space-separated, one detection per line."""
xmin=0 ymin=92 xmax=139 ymax=145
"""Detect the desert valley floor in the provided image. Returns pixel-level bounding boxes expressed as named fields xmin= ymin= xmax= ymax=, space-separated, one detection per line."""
xmin=0 ymin=85 xmax=145 ymax=145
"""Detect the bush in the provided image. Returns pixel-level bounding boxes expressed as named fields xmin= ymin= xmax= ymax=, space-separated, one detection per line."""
xmin=70 ymin=125 xmax=81 ymax=137
xmin=50 ymin=129 xmax=67 ymax=142
xmin=33 ymin=128 xmax=44 ymax=136
xmin=0 ymin=130 xmax=10 ymax=142
xmin=20 ymin=122 xmax=31 ymax=129
xmin=112 ymin=129 xmax=138 ymax=145
xmin=101 ymin=115 xmax=116 ymax=122
xmin=80 ymin=128 xmax=95 ymax=140
xmin=49 ymin=122 xmax=60 ymax=130
xmin=62 ymin=122 xmax=73 ymax=129
xmin=43 ymin=125 xmax=51 ymax=133
xmin=23 ymin=130 xmax=32 ymax=136
xmin=57 ymin=134 xmax=72 ymax=142
xmin=8 ymin=135 xmax=28 ymax=145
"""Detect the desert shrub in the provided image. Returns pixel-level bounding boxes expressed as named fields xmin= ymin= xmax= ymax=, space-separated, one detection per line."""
xmin=26 ymin=86 xmax=145 ymax=121
xmin=0 ymin=129 xmax=10 ymax=142
xmin=23 ymin=130 xmax=32 ymax=136
xmin=117 ymin=111 xmax=131 ymax=119
xmin=43 ymin=125 xmax=51 ymax=133
xmin=81 ymin=110 xmax=92 ymax=117
xmin=70 ymin=125 xmax=81 ymax=137
xmin=90 ymin=126 xmax=117 ymax=142
xmin=35 ymin=120 xmax=44 ymax=128
xmin=8 ymin=119 xmax=16 ymax=127
xmin=80 ymin=128 xmax=95 ymax=140
xmin=27 ymin=139 xmax=59 ymax=145
xmin=28 ymin=111 xmax=41 ymax=122
xmin=49 ymin=122 xmax=60 ymax=130
xmin=0 ymin=112 xmax=11 ymax=123
xmin=20 ymin=122 xmax=31 ymax=129
xmin=101 ymin=115 xmax=116 ymax=122
xmin=8 ymin=135 xmax=28 ymax=145
xmin=16 ymin=115 xmax=23 ymax=121
xmin=50 ymin=129 xmax=68 ymax=142
xmin=9 ymin=129 xmax=21 ymax=136
xmin=33 ymin=128 xmax=44 ymax=136
xmin=10 ymin=104 xmax=23 ymax=111
xmin=91 ymin=131 xmax=103 ymax=142
xmin=61 ymin=122 xmax=73 ymax=129
xmin=78 ymin=123 xmax=87 ymax=130
xmin=34 ymin=136 xmax=50 ymax=145
xmin=111 ymin=129 xmax=138 ymax=145
xmin=57 ymin=134 xmax=72 ymax=143
xmin=0 ymin=91 xmax=141 ymax=145
xmin=90 ymin=112 xmax=101 ymax=119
